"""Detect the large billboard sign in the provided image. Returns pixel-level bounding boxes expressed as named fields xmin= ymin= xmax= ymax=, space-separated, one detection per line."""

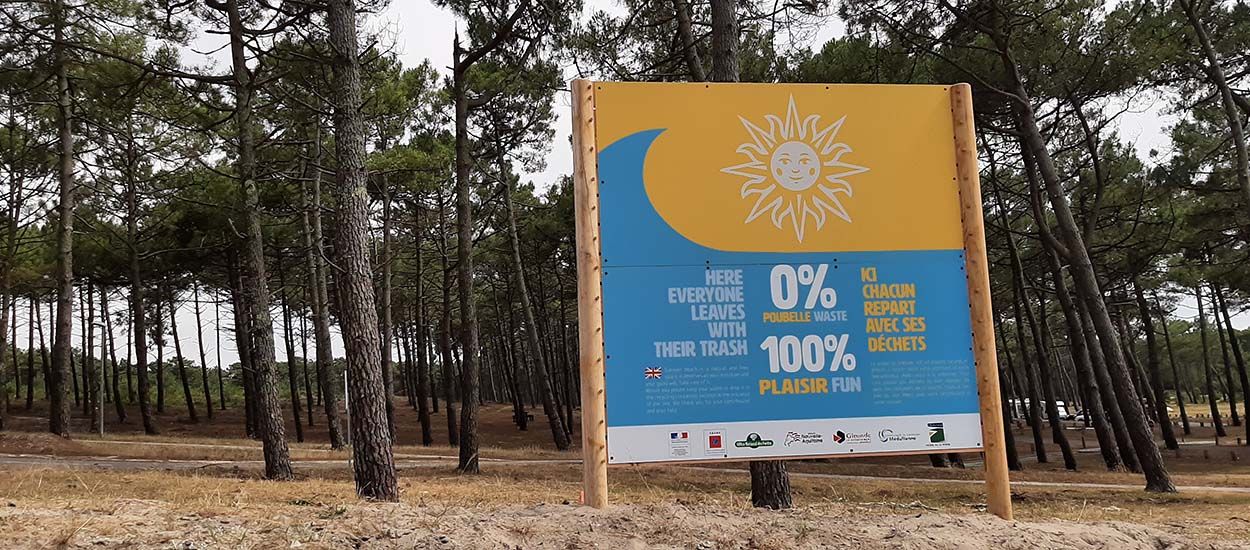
xmin=572 ymin=81 xmax=1010 ymax=517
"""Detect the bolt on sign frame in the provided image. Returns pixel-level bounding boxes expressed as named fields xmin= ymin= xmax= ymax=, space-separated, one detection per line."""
xmin=572 ymin=80 xmax=1011 ymax=520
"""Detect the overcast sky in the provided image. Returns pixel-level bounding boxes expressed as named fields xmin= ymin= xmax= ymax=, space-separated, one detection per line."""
xmin=8 ymin=1 xmax=1213 ymax=371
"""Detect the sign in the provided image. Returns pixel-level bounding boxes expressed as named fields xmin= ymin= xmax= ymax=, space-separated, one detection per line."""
xmin=572 ymin=81 xmax=1011 ymax=519
xmin=590 ymin=83 xmax=983 ymax=464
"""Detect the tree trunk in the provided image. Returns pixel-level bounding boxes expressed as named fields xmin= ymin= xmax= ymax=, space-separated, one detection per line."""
xmin=1196 ymin=286 xmax=1227 ymax=437
xmin=995 ymin=183 xmax=1049 ymax=464
xmin=1042 ymin=241 xmax=1119 ymax=469
xmin=302 ymin=133 xmax=346 ymax=449
xmin=378 ymin=168 xmax=396 ymax=437
xmin=0 ymin=131 xmax=23 ymax=430
xmin=672 ymin=0 xmax=705 ymax=81
xmin=749 ymin=461 xmax=791 ymax=509
xmin=709 ymin=0 xmax=739 ymax=82
xmin=1010 ymin=65 xmax=1171 ymax=488
xmin=222 ymin=0 xmax=292 ymax=480
xmin=414 ymin=205 xmax=433 ymax=446
xmin=452 ymin=48 xmax=482 ymax=474
xmin=82 ymin=284 xmax=94 ymax=422
xmin=193 ymin=283 xmax=214 ymax=419
xmin=501 ymin=173 xmax=570 ymax=450
xmin=25 ymin=299 xmax=33 ymax=410
xmin=437 ymin=191 xmax=459 ymax=447
xmin=11 ymin=300 xmax=19 ymax=417
xmin=1117 ymin=311 xmax=1156 ymax=424
xmin=992 ymin=318 xmax=1023 ymax=471
xmin=215 ymin=294 xmax=226 ymax=410
xmin=1134 ymin=283 xmax=1176 ymax=450
xmin=1156 ymin=296 xmax=1190 ymax=435
xmin=155 ymin=298 xmax=166 ymax=414
xmin=228 ymin=259 xmax=257 ymax=438
xmin=132 ymin=291 xmax=156 ymax=434
xmin=278 ymin=258 xmax=304 ymax=443
xmin=1012 ymin=287 xmax=1049 ymax=463
xmin=1213 ymin=284 xmax=1250 ymax=445
xmin=169 ymin=295 xmax=197 ymax=423
xmin=328 ymin=0 xmax=398 ymax=500
xmin=1078 ymin=297 xmax=1140 ymax=471
xmin=102 ymin=290 xmax=126 ymax=423
xmin=1211 ymin=284 xmax=1241 ymax=427
xmin=1032 ymin=293 xmax=1077 ymax=469
xmin=48 ymin=0 xmax=75 ymax=438
xmin=75 ymin=288 xmax=83 ymax=410
xmin=300 ymin=296 xmax=315 ymax=423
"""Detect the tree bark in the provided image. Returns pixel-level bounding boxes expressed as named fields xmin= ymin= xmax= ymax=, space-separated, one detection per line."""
xmin=1196 ymin=285 xmax=1227 ymax=438
xmin=1211 ymin=284 xmax=1241 ymax=427
xmin=414 ymin=204 xmax=433 ymax=446
xmin=708 ymin=0 xmax=788 ymax=504
xmin=155 ymin=298 xmax=166 ymax=414
xmin=102 ymin=290 xmax=126 ymax=423
xmin=277 ymin=257 xmax=304 ymax=443
xmin=75 ymin=288 xmax=83 ymax=409
xmin=228 ymin=259 xmax=257 ymax=438
xmin=452 ymin=42 xmax=483 ymax=474
xmin=223 ymin=0 xmax=292 ymax=480
xmin=1213 ymin=283 xmax=1250 ymax=445
xmin=501 ymin=173 xmax=570 ymax=450
xmin=749 ymin=461 xmax=791 ymax=509
xmin=215 ymin=295 xmax=225 ymax=410
xmin=1040 ymin=238 xmax=1119 ymax=469
xmin=1010 ymin=64 xmax=1171 ymax=488
xmin=1134 ymin=283 xmax=1176 ymax=449
xmin=192 ymin=283 xmax=214 ymax=419
xmin=437 ymin=191 xmax=459 ymax=446
xmin=1156 ymin=296 xmax=1190 ymax=435
xmin=48 ymin=0 xmax=75 ymax=438
xmin=995 ymin=184 xmax=1049 ymax=464
xmin=169 ymin=295 xmax=197 ymax=423
xmin=672 ymin=0 xmax=705 ymax=81
xmin=82 ymin=285 xmax=94 ymax=422
xmin=26 ymin=299 xmax=34 ymax=410
xmin=1032 ymin=293 xmax=1077 ymax=469
xmin=378 ymin=168 xmax=396 ymax=437
xmin=0 ymin=124 xmax=23 ymax=430
xmin=992 ymin=317 xmax=1023 ymax=471
xmin=328 ymin=0 xmax=398 ymax=499
xmin=709 ymin=0 xmax=739 ymax=82
xmin=302 ymin=133 xmax=346 ymax=449
xmin=300 ymin=294 xmax=315 ymax=423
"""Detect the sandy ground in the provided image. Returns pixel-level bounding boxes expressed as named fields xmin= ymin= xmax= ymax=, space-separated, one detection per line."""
xmin=0 ymin=498 xmax=1234 ymax=550
xmin=2 ymin=406 xmax=1248 ymax=548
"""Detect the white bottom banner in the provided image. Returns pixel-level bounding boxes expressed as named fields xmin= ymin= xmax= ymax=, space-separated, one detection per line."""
xmin=606 ymin=413 xmax=983 ymax=464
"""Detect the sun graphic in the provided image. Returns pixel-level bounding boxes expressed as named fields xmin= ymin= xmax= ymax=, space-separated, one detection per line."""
xmin=721 ymin=96 xmax=869 ymax=242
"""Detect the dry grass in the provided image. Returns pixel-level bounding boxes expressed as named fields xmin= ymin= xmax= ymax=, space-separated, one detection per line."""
xmin=4 ymin=404 xmax=1250 ymax=547
xmin=1 ymin=462 xmax=1248 ymax=548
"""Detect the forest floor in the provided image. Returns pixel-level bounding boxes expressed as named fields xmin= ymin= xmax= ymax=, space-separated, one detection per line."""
xmin=1 ymin=403 xmax=1249 ymax=548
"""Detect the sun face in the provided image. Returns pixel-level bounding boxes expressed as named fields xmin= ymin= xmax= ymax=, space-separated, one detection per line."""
xmin=722 ymin=96 xmax=869 ymax=242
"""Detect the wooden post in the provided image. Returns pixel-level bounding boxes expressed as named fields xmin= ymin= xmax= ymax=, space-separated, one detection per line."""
xmin=572 ymin=79 xmax=609 ymax=509
xmin=950 ymin=83 xmax=1013 ymax=521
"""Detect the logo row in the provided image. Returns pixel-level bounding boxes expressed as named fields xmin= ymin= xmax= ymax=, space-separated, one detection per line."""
xmin=667 ymin=422 xmax=949 ymax=458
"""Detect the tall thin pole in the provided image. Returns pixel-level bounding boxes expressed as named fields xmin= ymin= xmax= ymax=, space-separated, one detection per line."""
xmin=951 ymin=83 xmax=1013 ymax=521
xmin=571 ymin=79 xmax=608 ymax=509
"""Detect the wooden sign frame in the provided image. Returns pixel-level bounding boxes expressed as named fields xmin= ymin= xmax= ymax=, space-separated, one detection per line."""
xmin=571 ymin=79 xmax=1012 ymax=520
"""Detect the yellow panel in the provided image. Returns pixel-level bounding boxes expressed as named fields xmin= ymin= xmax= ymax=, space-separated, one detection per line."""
xmin=594 ymin=82 xmax=963 ymax=253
